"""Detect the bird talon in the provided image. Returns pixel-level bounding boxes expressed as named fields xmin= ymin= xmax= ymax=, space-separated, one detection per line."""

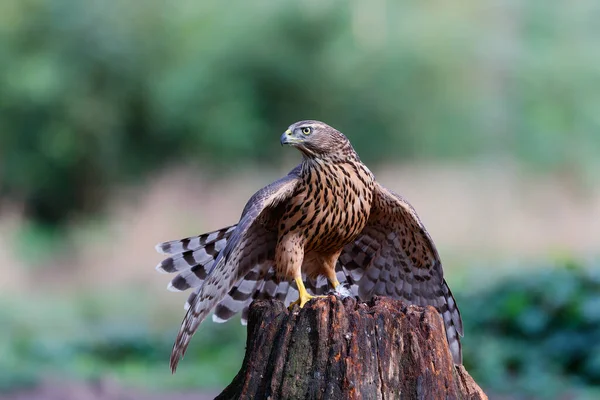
xmin=289 ymin=293 xmax=328 ymax=309
xmin=289 ymin=277 xmax=327 ymax=309
xmin=289 ymin=294 xmax=312 ymax=309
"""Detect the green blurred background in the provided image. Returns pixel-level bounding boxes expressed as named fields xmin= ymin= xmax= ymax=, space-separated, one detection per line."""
xmin=1 ymin=0 xmax=599 ymax=399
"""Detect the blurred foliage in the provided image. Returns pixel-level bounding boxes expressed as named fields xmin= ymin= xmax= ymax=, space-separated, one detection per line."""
xmin=1 ymin=0 xmax=599 ymax=225
xmin=0 ymin=289 xmax=246 ymax=392
xmin=461 ymin=261 xmax=600 ymax=399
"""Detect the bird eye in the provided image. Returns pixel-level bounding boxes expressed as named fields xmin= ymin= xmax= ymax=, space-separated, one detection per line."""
xmin=301 ymin=127 xmax=312 ymax=135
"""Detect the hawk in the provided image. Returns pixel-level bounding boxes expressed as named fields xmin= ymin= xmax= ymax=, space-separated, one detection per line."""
xmin=156 ymin=120 xmax=463 ymax=372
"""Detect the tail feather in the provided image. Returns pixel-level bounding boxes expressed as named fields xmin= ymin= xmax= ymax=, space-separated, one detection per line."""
xmin=169 ymin=262 xmax=213 ymax=291
xmin=305 ymin=275 xmax=331 ymax=295
xmin=156 ymin=226 xmax=236 ymax=291
xmin=212 ymin=263 xmax=271 ymax=323
xmin=274 ymin=281 xmax=291 ymax=302
xmin=156 ymin=226 xmax=236 ymax=255
xmin=240 ymin=272 xmax=279 ymax=324
xmin=156 ymin=247 xmax=218 ymax=274
xmin=257 ymin=273 xmax=279 ymax=300
xmin=237 ymin=267 xmax=292 ymax=324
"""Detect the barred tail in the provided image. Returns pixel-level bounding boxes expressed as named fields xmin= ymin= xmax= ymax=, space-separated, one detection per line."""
xmin=155 ymin=226 xmax=236 ymax=256
xmin=212 ymin=263 xmax=274 ymax=324
xmin=155 ymin=226 xmax=235 ymax=292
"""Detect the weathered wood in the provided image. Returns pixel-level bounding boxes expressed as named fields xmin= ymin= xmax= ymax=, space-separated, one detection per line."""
xmin=217 ymin=296 xmax=486 ymax=400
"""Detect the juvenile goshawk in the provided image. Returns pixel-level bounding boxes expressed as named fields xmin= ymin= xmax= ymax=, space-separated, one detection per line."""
xmin=156 ymin=121 xmax=463 ymax=372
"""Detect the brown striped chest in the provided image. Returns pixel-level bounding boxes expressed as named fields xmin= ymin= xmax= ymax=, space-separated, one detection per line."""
xmin=279 ymin=160 xmax=375 ymax=253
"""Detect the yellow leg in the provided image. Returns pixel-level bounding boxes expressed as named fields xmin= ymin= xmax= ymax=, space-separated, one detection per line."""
xmin=330 ymin=276 xmax=341 ymax=289
xmin=322 ymin=252 xmax=342 ymax=291
xmin=289 ymin=277 xmax=325 ymax=309
xmin=324 ymin=267 xmax=341 ymax=290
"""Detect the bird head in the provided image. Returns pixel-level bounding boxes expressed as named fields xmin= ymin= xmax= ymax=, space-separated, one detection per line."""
xmin=280 ymin=120 xmax=354 ymax=160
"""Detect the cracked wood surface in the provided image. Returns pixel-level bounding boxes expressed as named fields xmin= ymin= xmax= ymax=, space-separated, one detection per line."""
xmin=216 ymin=296 xmax=486 ymax=400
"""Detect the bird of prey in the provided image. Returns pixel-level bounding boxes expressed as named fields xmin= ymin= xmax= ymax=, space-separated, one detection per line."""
xmin=156 ymin=120 xmax=463 ymax=372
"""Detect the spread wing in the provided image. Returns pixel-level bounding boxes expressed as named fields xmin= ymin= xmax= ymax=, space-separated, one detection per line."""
xmin=163 ymin=166 xmax=301 ymax=372
xmin=338 ymin=182 xmax=464 ymax=364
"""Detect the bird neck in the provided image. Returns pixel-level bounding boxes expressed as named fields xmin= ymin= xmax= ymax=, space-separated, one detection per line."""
xmin=300 ymin=141 xmax=360 ymax=164
xmin=300 ymin=150 xmax=363 ymax=177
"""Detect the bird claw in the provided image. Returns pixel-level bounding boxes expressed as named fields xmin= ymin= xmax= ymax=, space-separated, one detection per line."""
xmin=288 ymin=294 xmax=327 ymax=310
xmin=289 ymin=277 xmax=328 ymax=310
xmin=289 ymin=277 xmax=353 ymax=310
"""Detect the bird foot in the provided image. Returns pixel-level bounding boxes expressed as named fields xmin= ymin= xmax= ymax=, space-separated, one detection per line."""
xmin=289 ymin=276 xmax=329 ymax=310
xmin=288 ymin=293 xmax=327 ymax=309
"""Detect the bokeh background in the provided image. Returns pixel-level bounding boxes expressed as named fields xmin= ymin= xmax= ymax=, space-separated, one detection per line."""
xmin=1 ymin=0 xmax=600 ymax=399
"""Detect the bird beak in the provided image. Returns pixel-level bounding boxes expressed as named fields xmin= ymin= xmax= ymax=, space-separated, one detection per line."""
xmin=280 ymin=129 xmax=301 ymax=146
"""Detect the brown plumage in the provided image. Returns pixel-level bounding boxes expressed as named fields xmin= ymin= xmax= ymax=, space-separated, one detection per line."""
xmin=156 ymin=120 xmax=463 ymax=372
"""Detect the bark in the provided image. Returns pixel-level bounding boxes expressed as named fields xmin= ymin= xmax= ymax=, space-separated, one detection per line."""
xmin=217 ymin=296 xmax=486 ymax=400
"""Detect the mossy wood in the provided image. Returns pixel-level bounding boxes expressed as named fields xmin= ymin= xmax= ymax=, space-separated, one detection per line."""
xmin=216 ymin=296 xmax=486 ymax=400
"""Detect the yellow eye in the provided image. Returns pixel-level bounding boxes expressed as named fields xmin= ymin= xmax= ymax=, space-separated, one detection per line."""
xmin=301 ymin=127 xmax=312 ymax=135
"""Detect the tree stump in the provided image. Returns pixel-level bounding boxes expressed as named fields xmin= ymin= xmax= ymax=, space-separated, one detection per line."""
xmin=217 ymin=296 xmax=486 ymax=400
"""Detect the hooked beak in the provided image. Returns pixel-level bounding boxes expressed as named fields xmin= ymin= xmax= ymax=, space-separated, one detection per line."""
xmin=280 ymin=129 xmax=302 ymax=146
